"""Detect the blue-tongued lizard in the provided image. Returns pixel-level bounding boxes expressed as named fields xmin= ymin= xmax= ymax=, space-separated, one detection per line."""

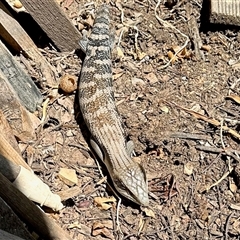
xmin=78 ymin=4 xmax=149 ymax=206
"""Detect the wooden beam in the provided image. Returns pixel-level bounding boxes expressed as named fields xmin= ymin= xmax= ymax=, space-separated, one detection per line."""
xmin=0 ymin=8 xmax=57 ymax=86
xmin=210 ymin=0 xmax=240 ymax=26
xmin=0 ymin=72 xmax=40 ymax=143
xmin=0 ymin=41 xmax=42 ymax=112
xmin=19 ymin=0 xmax=82 ymax=52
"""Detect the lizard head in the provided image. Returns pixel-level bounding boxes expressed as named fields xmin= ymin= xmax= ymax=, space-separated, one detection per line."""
xmin=112 ymin=162 xmax=149 ymax=206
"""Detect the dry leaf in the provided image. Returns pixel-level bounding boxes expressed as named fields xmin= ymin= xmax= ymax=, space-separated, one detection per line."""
xmin=226 ymin=95 xmax=240 ymax=104
xmin=92 ymin=221 xmax=114 ymax=239
xmin=229 ymin=180 xmax=237 ymax=193
xmin=170 ymin=46 xmax=191 ymax=59
xmin=230 ymin=203 xmax=240 ymax=210
xmin=94 ymin=196 xmax=116 ymax=210
xmin=136 ymin=50 xmax=147 ymax=60
xmin=113 ymin=72 xmax=123 ymax=80
xmin=201 ymin=45 xmax=211 ymax=52
xmin=58 ymin=168 xmax=78 ymax=186
xmin=171 ymin=45 xmax=181 ymax=53
xmin=143 ymin=208 xmax=156 ymax=218
xmin=232 ymin=218 xmax=240 ymax=234
xmin=131 ymin=77 xmax=146 ymax=86
xmin=167 ymin=51 xmax=177 ymax=63
xmin=116 ymin=46 xmax=124 ymax=59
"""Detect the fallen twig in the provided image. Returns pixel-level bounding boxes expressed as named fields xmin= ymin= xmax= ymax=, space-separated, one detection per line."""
xmin=170 ymin=132 xmax=211 ymax=141
xmin=195 ymin=145 xmax=240 ymax=162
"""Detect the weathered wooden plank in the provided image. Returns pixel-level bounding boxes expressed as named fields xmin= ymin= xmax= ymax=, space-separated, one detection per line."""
xmin=0 ymin=131 xmax=32 ymax=171
xmin=0 ymin=198 xmax=35 ymax=240
xmin=0 ymin=173 xmax=73 ymax=240
xmin=0 ymin=71 xmax=40 ymax=143
xmin=0 ymin=110 xmax=21 ymax=155
xmin=19 ymin=0 xmax=82 ymax=52
xmin=0 ymin=9 xmax=57 ymax=86
xmin=210 ymin=0 xmax=240 ymax=25
xmin=0 ymin=41 xmax=42 ymax=112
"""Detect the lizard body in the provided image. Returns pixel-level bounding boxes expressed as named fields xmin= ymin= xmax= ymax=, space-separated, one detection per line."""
xmin=78 ymin=5 xmax=149 ymax=206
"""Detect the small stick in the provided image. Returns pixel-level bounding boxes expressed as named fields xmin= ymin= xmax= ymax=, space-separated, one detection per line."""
xmin=195 ymin=145 xmax=240 ymax=161
xmin=225 ymin=212 xmax=234 ymax=240
xmin=170 ymin=132 xmax=211 ymax=141
xmin=205 ymin=166 xmax=233 ymax=192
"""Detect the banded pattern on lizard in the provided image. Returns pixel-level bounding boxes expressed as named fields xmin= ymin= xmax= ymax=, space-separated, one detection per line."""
xmin=78 ymin=5 xmax=149 ymax=206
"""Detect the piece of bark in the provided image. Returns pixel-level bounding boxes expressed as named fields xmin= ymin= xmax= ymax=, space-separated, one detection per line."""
xmin=58 ymin=168 xmax=78 ymax=187
xmin=0 ymin=40 xmax=42 ymax=112
xmin=0 ymin=198 xmax=35 ymax=240
xmin=0 ymin=8 xmax=57 ymax=86
xmin=19 ymin=0 xmax=82 ymax=52
xmin=0 ymin=172 xmax=73 ymax=240
xmin=0 ymin=110 xmax=21 ymax=155
xmin=0 ymin=154 xmax=20 ymax=181
xmin=210 ymin=0 xmax=240 ymax=26
xmin=0 ymin=70 xmax=40 ymax=141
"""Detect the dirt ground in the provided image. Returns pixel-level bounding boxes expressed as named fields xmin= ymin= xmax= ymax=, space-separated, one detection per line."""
xmin=23 ymin=0 xmax=240 ymax=239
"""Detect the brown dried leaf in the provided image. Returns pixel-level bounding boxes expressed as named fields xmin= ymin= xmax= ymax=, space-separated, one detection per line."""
xmin=92 ymin=222 xmax=114 ymax=239
xmin=201 ymin=45 xmax=211 ymax=52
xmin=136 ymin=50 xmax=147 ymax=60
xmin=116 ymin=46 xmax=124 ymax=59
xmin=113 ymin=72 xmax=123 ymax=80
xmin=171 ymin=45 xmax=181 ymax=53
xmin=58 ymin=168 xmax=78 ymax=186
xmin=167 ymin=51 xmax=177 ymax=63
xmin=13 ymin=0 xmax=23 ymax=8
xmin=143 ymin=208 xmax=156 ymax=218
xmin=94 ymin=196 xmax=116 ymax=210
